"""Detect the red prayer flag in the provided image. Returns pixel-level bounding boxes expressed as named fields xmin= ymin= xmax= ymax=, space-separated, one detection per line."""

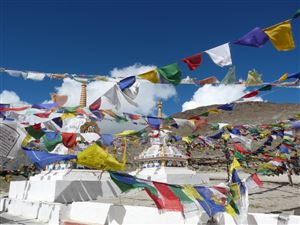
xmin=182 ymin=53 xmax=203 ymax=70
xmin=34 ymin=112 xmax=52 ymax=118
xmin=89 ymin=97 xmax=102 ymax=111
xmin=0 ymin=106 xmax=31 ymax=112
xmin=62 ymin=133 xmax=77 ymax=148
xmin=251 ymin=174 xmax=263 ymax=187
xmin=145 ymin=182 xmax=183 ymax=212
xmin=232 ymin=142 xmax=249 ymax=155
xmin=242 ymin=90 xmax=259 ymax=98
xmin=198 ymin=76 xmax=218 ymax=86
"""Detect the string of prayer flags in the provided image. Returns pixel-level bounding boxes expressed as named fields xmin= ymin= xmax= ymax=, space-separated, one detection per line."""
xmin=157 ymin=63 xmax=182 ymax=85
xmin=205 ymin=43 xmax=232 ymax=67
xmin=234 ymin=27 xmax=269 ymax=48
xmin=245 ymin=69 xmax=263 ymax=86
xmin=32 ymin=102 xmax=59 ymax=110
xmin=264 ymin=20 xmax=295 ymax=51
xmin=221 ymin=66 xmax=236 ymax=85
xmin=292 ymin=9 xmax=300 ymax=19
xmin=23 ymin=147 xmax=77 ymax=169
xmin=138 ymin=70 xmax=160 ymax=84
xmin=182 ymin=53 xmax=203 ymax=70
xmin=118 ymin=76 xmax=136 ymax=91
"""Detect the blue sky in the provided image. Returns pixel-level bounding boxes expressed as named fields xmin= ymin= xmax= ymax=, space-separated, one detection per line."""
xmin=0 ymin=0 xmax=299 ymax=116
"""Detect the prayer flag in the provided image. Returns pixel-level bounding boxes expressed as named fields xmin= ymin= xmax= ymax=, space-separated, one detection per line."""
xmin=119 ymin=76 xmax=136 ymax=91
xmin=287 ymin=72 xmax=300 ymax=79
xmin=258 ymin=84 xmax=272 ymax=91
xmin=232 ymin=143 xmax=249 ymax=155
xmin=147 ymin=116 xmax=161 ymax=129
xmin=205 ymin=43 xmax=232 ymax=67
xmin=264 ymin=20 xmax=295 ymax=51
xmin=51 ymin=94 xmax=68 ymax=107
xmin=110 ymin=172 xmax=157 ymax=194
xmin=4 ymin=69 xmax=26 ymax=77
xmin=42 ymin=132 xmax=62 ymax=151
xmin=218 ymin=103 xmax=235 ymax=111
xmin=61 ymin=132 xmax=77 ymax=148
xmin=157 ymin=63 xmax=182 ymax=85
xmin=245 ymin=69 xmax=263 ymax=86
xmin=194 ymin=186 xmax=225 ymax=217
xmin=32 ymin=103 xmax=59 ymax=110
xmin=25 ymin=124 xmax=45 ymax=139
xmin=182 ymin=53 xmax=203 ymax=70
xmin=221 ymin=66 xmax=236 ymax=85
xmin=198 ymin=76 xmax=218 ymax=86
xmin=245 ymin=174 xmax=263 ymax=190
xmin=77 ymin=143 xmax=125 ymax=171
xmin=242 ymin=90 xmax=259 ymax=98
xmin=278 ymin=73 xmax=288 ymax=81
xmin=23 ymin=147 xmax=77 ymax=169
xmin=230 ymin=157 xmax=241 ymax=173
xmin=234 ymin=27 xmax=269 ymax=47
xmin=89 ymin=97 xmax=101 ymax=111
xmin=100 ymin=134 xmax=114 ymax=146
xmin=26 ymin=71 xmax=45 ymax=81
xmin=138 ymin=70 xmax=160 ymax=84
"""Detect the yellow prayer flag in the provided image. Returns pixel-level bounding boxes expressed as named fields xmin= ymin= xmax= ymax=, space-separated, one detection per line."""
xmin=230 ymin=157 xmax=241 ymax=173
xmin=77 ymin=143 xmax=125 ymax=171
xmin=229 ymin=183 xmax=241 ymax=201
xmin=115 ymin=130 xmax=138 ymax=136
xmin=61 ymin=113 xmax=76 ymax=120
xmin=264 ymin=20 xmax=295 ymax=51
xmin=278 ymin=73 xmax=288 ymax=81
xmin=182 ymin=136 xmax=192 ymax=144
xmin=183 ymin=185 xmax=203 ymax=201
xmin=138 ymin=70 xmax=160 ymax=83
xmin=208 ymin=108 xmax=220 ymax=113
xmin=21 ymin=134 xmax=33 ymax=147
xmin=225 ymin=204 xmax=237 ymax=218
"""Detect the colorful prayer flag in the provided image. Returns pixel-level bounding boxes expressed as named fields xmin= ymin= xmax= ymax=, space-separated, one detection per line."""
xmin=138 ymin=70 xmax=160 ymax=84
xmin=221 ymin=66 xmax=236 ymax=85
xmin=182 ymin=53 xmax=203 ymax=70
xmin=42 ymin=132 xmax=62 ymax=151
xmin=245 ymin=69 xmax=263 ymax=86
xmin=264 ymin=20 xmax=295 ymax=51
xmin=61 ymin=132 xmax=77 ymax=148
xmin=157 ymin=63 xmax=182 ymax=85
xmin=234 ymin=27 xmax=269 ymax=47
xmin=230 ymin=157 xmax=241 ymax=173
xmin=119 ymin=76 xmax=136 ymax=91
xmin=242 ymin=90 xmax=259 ymax=98
xmin=205 ymin=43 xmax=232 ymax=67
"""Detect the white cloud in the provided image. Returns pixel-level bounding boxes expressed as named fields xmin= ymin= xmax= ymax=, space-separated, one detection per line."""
xmin=55 ymin=64 xmax=177 ymax=115
xmin=0 ymin=90 xmax=29 ymax=106
xmin=182 ymin=84 xmax=263 ymax=111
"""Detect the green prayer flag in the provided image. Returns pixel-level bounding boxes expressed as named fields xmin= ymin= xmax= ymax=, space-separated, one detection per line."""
xmin=199 ymin=111 xmax=209 ymax=117
xmin=258 ymin=84 xmax=272 ymax=91
xmin=234 ymin=150 xmax=246 ymax=161
xmin=292 ymin=9 xmax=300 ymax=19
xmin=169 ymin=185 xmax=194 ymax=203
xmin=42 ymin=132 xmax=63 ymax=151
xmin=221 ymin=66 xmax=236 ymax=85
xmin=61 ymin=106 xmax=79 ymax=113
xmin=25 ymin=125 xmax=45 ymax=139
xmin=158 ymin=63 xmax=182 ymax=85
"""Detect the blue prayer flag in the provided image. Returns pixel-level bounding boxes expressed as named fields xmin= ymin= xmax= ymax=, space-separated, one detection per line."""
xmin=218 ymin=103 xmax=235 ymax=111
xmin=147 ymin=116 xmax=161 ymax=129
xmin=119 ymin=76 xmax=136 ymax=91
xmin=23 ymin=147 xmax=77 ymax=169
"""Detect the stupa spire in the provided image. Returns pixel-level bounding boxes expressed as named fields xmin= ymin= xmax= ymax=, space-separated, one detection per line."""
xmin=79 ymin=81 xmax=87 ymax=107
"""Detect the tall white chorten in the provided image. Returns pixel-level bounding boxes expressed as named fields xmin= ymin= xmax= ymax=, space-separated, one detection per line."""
xmin=130 ymin=100 xmax=209 ymax=185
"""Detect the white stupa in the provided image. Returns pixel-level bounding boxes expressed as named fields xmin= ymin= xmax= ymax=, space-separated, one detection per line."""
xmin=130 ymin=100 xmax=209 ymax=185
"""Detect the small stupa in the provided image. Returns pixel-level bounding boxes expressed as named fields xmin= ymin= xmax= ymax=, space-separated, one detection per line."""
xmin=130 ymin=100 xmax=209 ymax=185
